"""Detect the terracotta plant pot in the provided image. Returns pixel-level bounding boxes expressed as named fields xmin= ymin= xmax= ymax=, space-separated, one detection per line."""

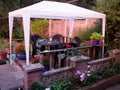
xmin=0 ymin=52 xmax=7 ymax=60
xmin=89 ymin=40 xmax=93 ymax=46
xmin=99 ymin=39 xmax=103 ymax=46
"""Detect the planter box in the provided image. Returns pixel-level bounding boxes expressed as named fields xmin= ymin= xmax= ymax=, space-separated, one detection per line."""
xmin=84 ymin=74 xmax=120 ymax=90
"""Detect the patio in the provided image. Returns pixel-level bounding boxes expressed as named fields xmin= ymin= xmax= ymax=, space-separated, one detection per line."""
xmin=0 ymin=63 xmax=24 ymax=90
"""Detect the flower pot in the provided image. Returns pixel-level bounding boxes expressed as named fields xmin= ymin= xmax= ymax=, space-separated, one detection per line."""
xmin=89 ymin=40 xmax=93 ymax=46
xmin=99 ymin=39 xmax=103 ymax=46
xmin=93 ymin=39 xmax=99 ymax=46
xmin=42 ymin=68 xmax=49 ymax=72
xmin=17 ymin=54 xmax=26 ymax=60
xmin=0 ymin=60 xmax=6 ymax=65
xmin=0 ymin=52 xmax=7 ymax=60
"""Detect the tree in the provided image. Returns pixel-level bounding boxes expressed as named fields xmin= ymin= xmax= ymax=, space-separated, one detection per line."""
xmin=0 ymin=0 xmax=20 ymax=38
xmin=94 ymin=0 xmax=120 ymax=49
xmin=76 ymin=0 xmax=96 ymax=9
xmin=0 ymin=0 xmax=20 ymax=17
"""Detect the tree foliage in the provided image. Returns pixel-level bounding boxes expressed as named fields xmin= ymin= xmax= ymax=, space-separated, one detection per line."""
xmin=0 ymin=0 xmax=20 ymax=17
xmin=77 ymin=19 xmax=102 ymax=41
xmin=76 ymin=0 xmax=120 ymax=49
xmin=0 ymin=0 xmax=20 ymax=38
xmin=94 ymin=0 xmax=120 ymax=49
xmin=76 ymin=0 xmax=96 ymax=9
xmin=31 ymin=19 xmax=49 ymax=38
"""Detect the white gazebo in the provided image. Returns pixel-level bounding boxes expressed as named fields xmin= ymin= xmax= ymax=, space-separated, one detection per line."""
xmin=9 ymin=1 xmax=106 ymax=65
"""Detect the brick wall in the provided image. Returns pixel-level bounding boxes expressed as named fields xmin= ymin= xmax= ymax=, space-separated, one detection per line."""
xmin=22 ymin=49 xmax=120 ymax=90
xmin=49 ymin=19 xmax=96 ymax=38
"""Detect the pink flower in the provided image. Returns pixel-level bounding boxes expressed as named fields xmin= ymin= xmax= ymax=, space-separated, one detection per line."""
xmin=75 ymin=70 xmax=81 ymax=75
xmin=87 ymin=70 xmax=91 ymax=76
xmin=80 ymin=73 xmax=85 ymax=81
xmin=87 ymin=71 xmax=90 ymax=73
xmin=87 ymin=65 xmax=91 ymax=69
xmin=87 ymin=73 xmax=91 ymax=77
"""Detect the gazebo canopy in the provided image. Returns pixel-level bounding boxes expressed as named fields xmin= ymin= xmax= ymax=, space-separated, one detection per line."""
xmin=9 ymin=1 xmax=106 ymax=65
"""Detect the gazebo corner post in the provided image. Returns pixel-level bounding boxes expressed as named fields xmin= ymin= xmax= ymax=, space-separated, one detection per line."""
xmin=102 ymin=15 xmax=106 ymax=58
xmin=9 ymin=14 xmax=14 ymax=65
xmin=23 ymin=14 xmax=30 ymax=65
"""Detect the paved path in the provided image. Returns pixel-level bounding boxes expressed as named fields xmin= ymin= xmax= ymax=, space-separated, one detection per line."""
xmin=106 ymin=84 xmax=120 ymax=90
xmin=0 ymin=63 xmax=24 ymax=90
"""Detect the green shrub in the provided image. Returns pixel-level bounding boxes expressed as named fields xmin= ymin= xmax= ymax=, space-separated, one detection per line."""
xmin=80 ymin=63 xmax=120 ymax=87
xmin=43 ymin=58 xmax=50 ymax=69
xmin=31 ymin=81 xmax=72 ymax=90
xmin=77 ymin=19 xmax=102 ymax=41
xmin=12 ymin=28 xmax=24 ymax=39
xmin=77 ymin=27 xmax=95 ymax=41
xmin=31 ymin=82 xmax=47 ymax=90
xmin=51 ymin=81 xmax=72 ymax=90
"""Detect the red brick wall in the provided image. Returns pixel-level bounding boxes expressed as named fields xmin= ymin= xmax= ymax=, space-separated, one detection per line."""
xmin=49 ymin=19 xmax=96 ymax=38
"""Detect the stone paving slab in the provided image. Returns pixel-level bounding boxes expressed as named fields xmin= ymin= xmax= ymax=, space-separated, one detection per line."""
xmin=0 ymin=64 xmax=24 ymax=90
xmin=11 ymin=71 xmax=24 ymax=81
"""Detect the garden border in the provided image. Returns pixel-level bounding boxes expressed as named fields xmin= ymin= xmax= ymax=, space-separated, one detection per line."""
xmin=84 ymin=74 xmax=120 ymax=90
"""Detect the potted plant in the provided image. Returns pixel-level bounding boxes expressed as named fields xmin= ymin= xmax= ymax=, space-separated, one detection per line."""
xmin=0 ymin=38 xmax=8 ymax=60
xmin=15 ymin=44 xmax=26 ymax=60
xmin=89 ymin=32 xmax=104 ymax=46
xmin=42 ymin=58 xmax=50 ymax=72
xmin=5 ymin=41 xmax=10 ymax=54
xmin=32 ymin=56 xmax=40 ymax=63
xmin=99 ymin=34 xmax=104 ymax=46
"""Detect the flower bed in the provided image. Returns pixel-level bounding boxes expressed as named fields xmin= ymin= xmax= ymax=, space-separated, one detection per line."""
xmin=31 ymin=74 xmax=120 ymax=90
xmin=84 ymin=74 xmax=120 ymax=90
xmin=73 ymin=63 xmax=120 ymax=90
xmin=23 ymin=54 xmax=120 ymax=89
